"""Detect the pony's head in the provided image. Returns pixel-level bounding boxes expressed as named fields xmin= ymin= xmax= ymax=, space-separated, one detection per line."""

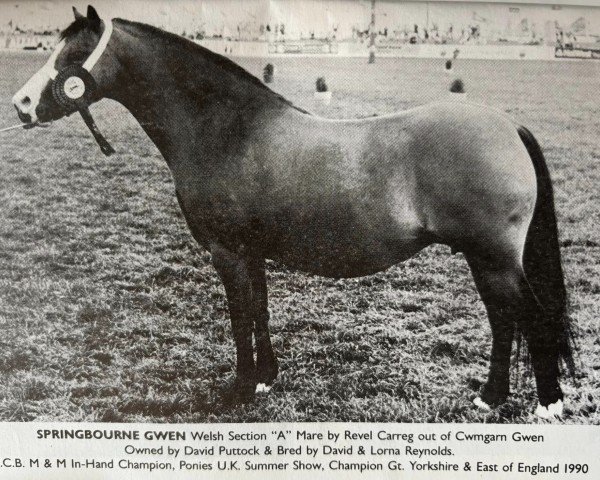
xmin=12 ymin=6 xmax=117 ymax=124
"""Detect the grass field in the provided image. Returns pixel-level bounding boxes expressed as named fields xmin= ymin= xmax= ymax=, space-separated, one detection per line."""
xmin=0 ymin=52 xmax=598 ymax=423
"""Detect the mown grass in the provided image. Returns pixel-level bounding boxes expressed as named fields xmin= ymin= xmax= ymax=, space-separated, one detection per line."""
xmin=0 ymin=52 xmax=598 ymax=423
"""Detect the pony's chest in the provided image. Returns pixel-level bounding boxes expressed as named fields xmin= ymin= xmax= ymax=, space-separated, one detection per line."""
xmin=175 ymin=185 xmax=258 ymax=247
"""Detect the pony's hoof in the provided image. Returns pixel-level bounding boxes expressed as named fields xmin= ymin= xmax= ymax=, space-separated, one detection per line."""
xmin=222 ymin=378 xmax=256 ymax=404
xmin=255 ymin=383 xmax=271 ymax=394
xmin=473 ymin=397 xmax=491 ymax=411
xmin=535 ymin=399 xmax=563 ymax=419
xmin=256 ymin=356 xmax=279 ymax=385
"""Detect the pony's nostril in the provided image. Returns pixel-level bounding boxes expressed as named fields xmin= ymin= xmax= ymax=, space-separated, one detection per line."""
xmin=21 ymin=96 xmax=31 ymax=108
xmin=14 ymin=106 xmax=32 ymax=124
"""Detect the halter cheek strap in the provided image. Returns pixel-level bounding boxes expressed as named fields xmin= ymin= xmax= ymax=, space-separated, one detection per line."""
xmin=47 ymin=20 xmax=114 ymax=80
xmin=83 ymin=20 xmax=114 ymax=72
xmin=50 ymin=20 xmax=116 ymax=156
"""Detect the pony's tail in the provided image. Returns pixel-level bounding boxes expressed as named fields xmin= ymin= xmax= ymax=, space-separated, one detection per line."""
xmin=517 ymin=125 xmax=575 ymax=377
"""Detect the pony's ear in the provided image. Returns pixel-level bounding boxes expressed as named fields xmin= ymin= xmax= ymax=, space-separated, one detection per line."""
xmin=86 ymin=5 xmax=101 ymax=30
xmin=72 ymin=6 xmax=84 ymax=20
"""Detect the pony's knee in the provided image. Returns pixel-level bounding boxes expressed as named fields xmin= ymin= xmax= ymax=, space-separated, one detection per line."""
xmin=211 ymin=244 xmax=243 ymax=275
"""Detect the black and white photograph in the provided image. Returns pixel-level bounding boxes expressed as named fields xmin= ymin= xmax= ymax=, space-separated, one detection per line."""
xmin=0 ymin=0 xmax=598 ymax=428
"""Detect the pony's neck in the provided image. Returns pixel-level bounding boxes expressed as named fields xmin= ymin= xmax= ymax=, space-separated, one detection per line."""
xmin=106 ymin=19 xmax=296 ymax=160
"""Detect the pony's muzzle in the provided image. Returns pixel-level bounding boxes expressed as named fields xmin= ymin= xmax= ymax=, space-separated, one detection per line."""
xmin=12 ymin=68 xmax=54 ymax=124
xmin=13 ymin=93 xmax=37 ymax=123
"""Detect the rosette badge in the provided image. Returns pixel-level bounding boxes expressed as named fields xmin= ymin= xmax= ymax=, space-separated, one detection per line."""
xmin=52 ymin=65 xmax=97 ymax=111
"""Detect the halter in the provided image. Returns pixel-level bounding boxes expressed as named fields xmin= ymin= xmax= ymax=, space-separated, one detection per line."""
xmin=50 ymin=20 xmax=115 ymax=155
xmin=49 ymin=20 xmax=113 ymax=107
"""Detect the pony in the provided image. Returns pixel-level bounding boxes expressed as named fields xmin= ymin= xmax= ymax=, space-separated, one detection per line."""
xmin=12 ymin=6 xmax=573 ymax=418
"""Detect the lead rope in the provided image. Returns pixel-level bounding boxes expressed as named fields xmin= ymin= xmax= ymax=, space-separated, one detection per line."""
xmin=1 ymin=108 xmax=113 ymax=155
xmin=0 ymin=122 xmax=50 ymax=133
xmin=1 ymin=114 xmax=113 ymax=156
xmin=0 ymin=123 xmax=30 ymax=132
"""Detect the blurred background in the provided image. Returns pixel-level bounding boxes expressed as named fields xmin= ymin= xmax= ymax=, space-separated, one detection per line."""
xmin=2 ymin=0 xmax=600 ymax=59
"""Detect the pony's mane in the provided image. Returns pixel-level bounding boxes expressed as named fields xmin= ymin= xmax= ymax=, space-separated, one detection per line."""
xmin=94 ymin=18 xmax=310 ymax=115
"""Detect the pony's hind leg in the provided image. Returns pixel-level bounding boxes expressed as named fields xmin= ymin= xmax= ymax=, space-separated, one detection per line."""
xmin=515 ymin=278 xmax=564 ymax=418
xmin=467 ymin=255 xmax=521 ymax=408
xmin=467 ymin=253 xmax=563 ymax=415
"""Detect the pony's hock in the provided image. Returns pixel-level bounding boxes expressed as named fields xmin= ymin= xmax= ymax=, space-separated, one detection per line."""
xmin=12 ymin=6 xmax=574 ymax=416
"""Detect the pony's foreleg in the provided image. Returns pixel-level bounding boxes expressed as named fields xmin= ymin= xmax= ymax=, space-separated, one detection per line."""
xmin=211 ymin=243 xmax=256 ymax=401
xmin=248 ymin=257 xmax=279 ymax=391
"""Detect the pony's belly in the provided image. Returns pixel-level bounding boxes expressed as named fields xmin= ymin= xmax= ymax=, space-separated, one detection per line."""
xmin=267 ymin=233 xmax=427 ymax=278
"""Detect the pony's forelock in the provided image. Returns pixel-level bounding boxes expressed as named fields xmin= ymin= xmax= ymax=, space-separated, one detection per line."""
xmin=59 ymin=16 xmax=98 ymax=41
